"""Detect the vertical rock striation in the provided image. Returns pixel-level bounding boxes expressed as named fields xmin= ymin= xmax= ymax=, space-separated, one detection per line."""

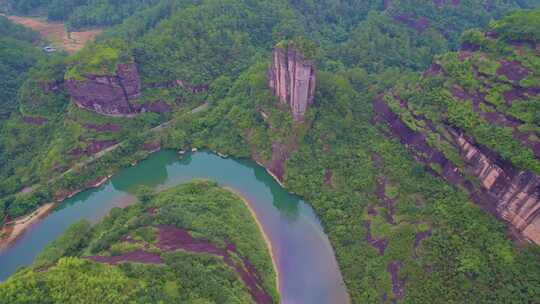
xmin=374 ymin=97 xmax=540 ymax=244
xmin=66 ymin=63 xmax=141 ymax=117
xmin=255 ymin=44 xmax=316 ymax=183
xmin=449 ymin=130 xmax=540 ymax=244
xmin=267 ymin=45 xmax=316 ymax=121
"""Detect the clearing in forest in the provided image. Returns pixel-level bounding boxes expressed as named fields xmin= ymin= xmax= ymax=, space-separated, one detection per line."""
xmin=5 ymin=15 xmax=101 ymax=53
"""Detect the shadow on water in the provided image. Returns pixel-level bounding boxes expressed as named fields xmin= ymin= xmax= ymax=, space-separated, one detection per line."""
xmin=111 ymin=156 xmax=171 ymax=193
xmin=54 ymin=186 xmax=101 ymax=212
xmin=239 ymin=158 xmax=300 ymax=219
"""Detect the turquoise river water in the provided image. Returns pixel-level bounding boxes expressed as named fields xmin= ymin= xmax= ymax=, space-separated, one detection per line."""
xmin=0 ymin=150 xmax=349 ymax=303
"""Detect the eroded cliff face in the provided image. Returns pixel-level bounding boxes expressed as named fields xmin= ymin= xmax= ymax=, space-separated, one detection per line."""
xmin=267 ymin=46 xmax=316 ymax=121
xmin=374 ymin=97 xmax=540 ymax=245
xmin=66 ymin=63 xmax=141 ymax=117
xmin=252 ymin=45 xmax=316 ymax=183
xmin=450 ymin=130 xmax=540 ymax=244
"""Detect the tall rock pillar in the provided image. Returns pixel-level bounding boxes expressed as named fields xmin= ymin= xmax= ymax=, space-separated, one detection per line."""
xmin=267 ymin=44 xmax=316 ymax=121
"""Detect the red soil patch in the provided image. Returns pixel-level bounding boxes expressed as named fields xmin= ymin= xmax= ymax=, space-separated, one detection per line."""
xmin=324 ymin=169 xmax=333 ymax=186
xmin=155 ymin=225 xmax=273 ymax=304
xmin=450 ymin=85 xmax=468 ymax=100
xmin=363 ymin=221 xmax=388 ymax=256
xmin=22 ymin=116 xmax=48 ymax=125
xmin=87 ymin=225 xmax=273 ymax=303
xmin=91 ymin=140 xmax=117 ymax=154
xmin=503 ymin=87 xmax=540 ymax=104
xmin=482 ymin=111 xmax=520 ymax=128
xmin=413 ymin=230 xmax=432 ymax=258
xmin=141 ymin=101 xmax=172 ymax=114
xmin=70 ymin=140 xmax=118 ymax=156
xmin=392 ymin=14 xmax=430 ymax=32
xmin=497 ymin=60 xmax=530 ymax=82
xmin=84 ymin=123 xmax=122 ymax=132
xmin=142 ymin=141 xmax=161 ymax=152
xmin=367 ymin=205 xmax=378 ymax=216
xmin=458 ymin=51 xmax=474 ymax=61
xmin=376 ymin=176 xmax=397 ymax=225
xmin=87 ymin=249 xmax=162 ymax=265
xmin=156 ymin=225 xmax=220 ymax=253
xmin=371 ymin=154 xmax=383 ymax=168
xmin=461 ymin=42 xmax=480 ymax=52
xmin=450 ymin=86 xmax=540 ymax=158
xmin=512 ymin=130 xmax=540 ymax=158
xmin=387 ymin=261 xmax=405 ymax=300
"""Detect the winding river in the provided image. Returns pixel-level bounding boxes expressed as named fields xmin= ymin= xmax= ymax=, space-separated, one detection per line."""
xmin=0 ymin=150 xmax=349 ymax=303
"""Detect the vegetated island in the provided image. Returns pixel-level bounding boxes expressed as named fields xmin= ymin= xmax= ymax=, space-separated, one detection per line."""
xmin=0 ymin=180 xmax=279 ymax=304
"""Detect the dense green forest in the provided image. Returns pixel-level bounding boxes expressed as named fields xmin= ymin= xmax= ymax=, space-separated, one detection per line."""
xmin=158 ymin=13 xmax=540 ymax=301
xmin=3 ymin=0 xmax=161 ymax=29
xmin=1 ymin=1 xmax=540 ymax=303
xmin=382 ymin=8 xmax=540 ymax=175
xmin=0 ymin=16 xmax=44 ymax=213
xmin=0 ymin=16 xmax=42 ymax=124
xmin=0 ymin=181 xmax=278 ymax=303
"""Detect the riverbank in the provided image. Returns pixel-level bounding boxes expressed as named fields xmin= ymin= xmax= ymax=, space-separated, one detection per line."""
xmin=0 ymin=202 xmax=56 ymax=251
xmin=1 ymin=175 xmax=112 ymax=251
xmin=0 ymin=150 xmax=349 ymax=303
xmin=255 ymin=160 xmax=286 ymax=188
xmin=0 ymin=103 xmax=208 ymax=242
xmin=225 ymin=187 xmax=281 ymax=297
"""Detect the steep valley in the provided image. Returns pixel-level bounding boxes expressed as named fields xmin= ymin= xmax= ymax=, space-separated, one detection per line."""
xmin=0 ymin=1 xmax=540 ymax=303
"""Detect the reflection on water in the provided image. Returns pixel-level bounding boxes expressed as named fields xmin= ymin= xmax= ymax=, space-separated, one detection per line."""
xmin=111 ymin=158 xmax=171 ymax=193
xmin=0 ymin=151 xmax=349 ymax=304
xmin=250 ymin=159 xmax=300 ymax=219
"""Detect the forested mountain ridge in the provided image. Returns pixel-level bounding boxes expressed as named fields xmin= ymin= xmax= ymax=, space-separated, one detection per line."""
xmin=0 ymin=1 xmax=540 ymax=303
xmin=1 ymin=0 xmax=535 ymax=209
xmin=375 ymin=9 xmax=540 ymax=244
xmin=0 ymin=181 xmax=279 ymax=303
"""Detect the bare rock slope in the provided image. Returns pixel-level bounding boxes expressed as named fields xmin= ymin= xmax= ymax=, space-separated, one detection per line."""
xmin=374 ymin=97 xmax=540 ymax=244
xmin=66 ymin=63 xmax=141 ymax=116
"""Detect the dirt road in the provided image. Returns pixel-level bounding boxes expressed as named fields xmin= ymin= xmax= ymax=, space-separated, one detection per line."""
xmin=5 ymin=15 xmax=101 ymax=53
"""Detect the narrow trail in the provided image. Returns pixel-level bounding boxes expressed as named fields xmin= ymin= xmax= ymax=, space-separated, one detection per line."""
xmin=53 ymin=102 xmax=208 ymax=182
xmin=7 ymin=103 xmax=209 ymax=229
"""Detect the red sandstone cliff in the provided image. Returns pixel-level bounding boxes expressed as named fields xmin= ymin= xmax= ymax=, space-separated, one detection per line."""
xmin=254 ymin=45 xmax=317 ymax=183
xmin=373 ymin=97 xmax=540 ymax=245
xmin=450 ymin=130 xmax=540 ymax=244
xmin=267 ymin=45 xmax=316 ymax=121
xmin=66 ymin=63 xmax=141 ymax=116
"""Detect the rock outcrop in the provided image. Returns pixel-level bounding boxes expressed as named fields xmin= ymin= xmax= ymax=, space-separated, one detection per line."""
xmin=450 ymin=130 xmax=540 ymax=244
xmin=373 ymin=97 xmax=540 ymax=245
xmin=267 ymin=45 xmax=316 ymax=121
xmin=66 ymin=63 xmax=141 ymax=117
